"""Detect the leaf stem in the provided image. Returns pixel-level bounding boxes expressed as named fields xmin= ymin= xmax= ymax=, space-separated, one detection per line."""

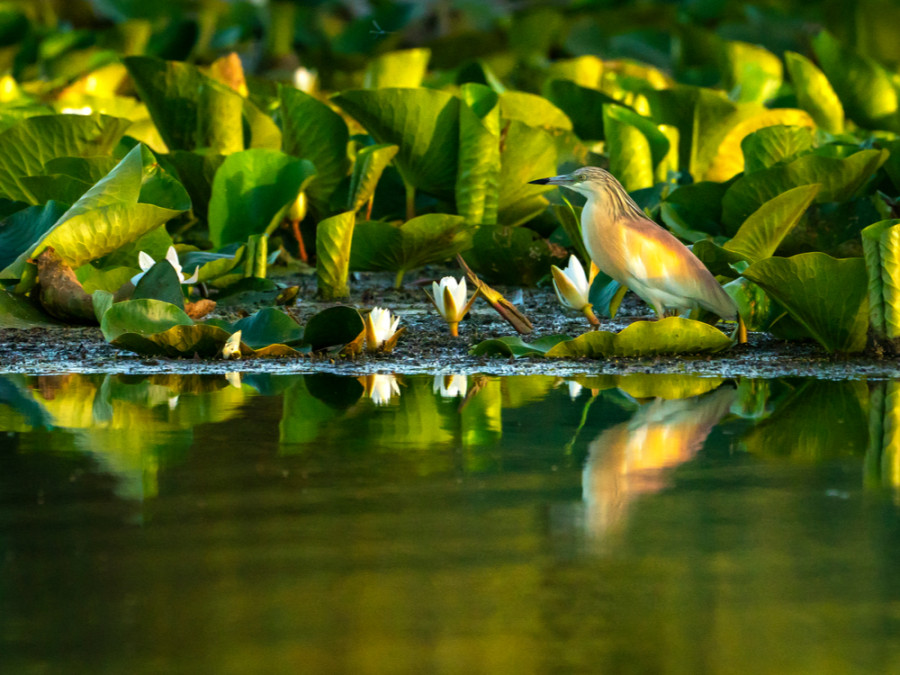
xmin=405 ymin=182 xmax=416 ymax=221
xmin=394 ymin=269 xmax=405 ymax=289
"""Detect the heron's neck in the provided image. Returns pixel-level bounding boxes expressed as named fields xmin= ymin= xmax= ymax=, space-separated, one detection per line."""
xmin=591 ymin=184 xmax=646 ymax=223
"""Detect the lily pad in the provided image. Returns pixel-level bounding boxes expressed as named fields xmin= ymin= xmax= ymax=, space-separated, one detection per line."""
xmin=544 ymin=317 xmax=733 ymax=358
xmin=469 ymin=335 xmax=571 ymax=358
xmin=741 ymin=125 xmax=816 ymax=174
xmin=302 ymin=306 xmax=364 ymax=352
xmin=742 ymin=253 xmax=868 ymax=353
xmin=100 ymin=298 xmax=193 ymax=343
xmin=231 ymin=307 xmax=303 ymax=349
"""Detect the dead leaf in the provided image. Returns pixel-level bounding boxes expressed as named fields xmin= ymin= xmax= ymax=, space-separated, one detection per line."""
xmin=185 ymin=298 xmax=217 ymax=320
xmin=456 ymin=254 xmax=533 ymax=334
xmin=33 ymin=247 xmax=95 ymax=323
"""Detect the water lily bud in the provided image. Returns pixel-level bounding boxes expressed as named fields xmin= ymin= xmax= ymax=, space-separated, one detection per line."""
xmin=364 ymin=307 xmax=401 ymax=353
xmin=427 ymin=276 xmax=474 ymax=337
xmin=551 ymin=255 xmax=600 ymax=327
xmin=288 ymin=191 xmax=307 ymax=223
xmin=222 ymin=331 xmax=242 ymax=360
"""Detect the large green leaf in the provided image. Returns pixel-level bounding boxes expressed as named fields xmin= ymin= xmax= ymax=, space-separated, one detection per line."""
xmin=207 ymin=149 xmax=316 ymax=248
xmin=741 ymin=126 xmax=816 ymax=174
xmin=347 ymin=144 xmax=398 ymax=213
xmin=280 ymin=87 xmax=351 ymax=211
xmin=1 ymin=145 xmax=186 ymax=283
xmin=350 ymin=214 xmax=473 ymax=282
xmin=661 ymin=181 xmax=729 ymax=240
xmin=333 ymin=88 xmax=460 ymax=197
xmin=363 ymin=48 xmax=430 ymax=88
xmin=131 ymin=260 xmax=184 ymax=310
xmin=742 ymin=253 xmax=868 ymax=353
xmin=812 ymin=31 xmax=900 ymax=132
xmin=784 ymin=51 xmax=844 ymax=134
xmin=862 ymin=220 xmax=900 ymax=341
xmin=462 ymin=225 xmax=566 ymax=285
xmin=720 ymin=40 xmax=782 ymax=104
xmin=456 ymin=83 xmax=500 ymax=226
xmin=316 ymin=211 xmax=355 ymax=300
xmin=723 ymin=184 xmax=820 ymax=263
xmin=100 ymin=298 xmax=193 ymax=343
xmin=497 ymin=120 xmax=557 ymax=226
xmin=0 ymin=113 xmax=130 ymax=203
xmin=303 ymin=306 xmax=364 ymax=352
xmin=124 ymin=56 xmax=245 ymax=154
xmin=721 ymin=149 xmax=889 ymax=231
xmin=603 ymin=104 xmax=668 ymax=191
xmin=165 ymin=150 xmax=226 ymax=220
xmin=499 ymin=91 xmax=572 ymax=131
xmin=231 ymin=307 xmax=303 ymax=349
xmin=543 ymin=317 xmax=733 ymax=358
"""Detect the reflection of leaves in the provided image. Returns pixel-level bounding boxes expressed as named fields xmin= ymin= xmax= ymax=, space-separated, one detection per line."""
xmin=469 ymin=335 xmax=571 ymax=358
xmin=741 ymin=380 xmax=868 ymax=461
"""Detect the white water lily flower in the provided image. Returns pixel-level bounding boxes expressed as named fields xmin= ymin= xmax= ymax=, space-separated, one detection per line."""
xmin=433 ymin=374 xmax=467 ymax=399
xmin=130 ymin=246 xmax=200 ymax=287
xmin=427 ymin=276 xmax=475 ymax=337
xmin=364 ymin=307 xmax=401 ymax=353
xmin=60 ymin=106 xmax=93 ymax=115
xmin=550 ymin=255 xmax=600 ymax=327
xmin=362 ymin=374 xmax=400 ymax=406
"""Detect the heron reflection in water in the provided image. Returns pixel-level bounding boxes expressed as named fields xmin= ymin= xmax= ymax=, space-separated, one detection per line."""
xmin=583 ymin=385 xmax=736 ymax=540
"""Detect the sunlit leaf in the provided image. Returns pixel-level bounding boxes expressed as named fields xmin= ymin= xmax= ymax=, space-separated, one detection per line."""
xmin=603 ymin=104 xmax=669 ymax=191
xmin=721 ymin=149 xmax=889 ymax=231
xmin=784 ymin=51 xmax=844 ymax=134
xmin=456 ymin=83 xmax=500 ymax=226
xmin=497 ymin=120 xmax=557 ymax=226
xmin=741 ymin=125 xmax=816 ymax=174
xmin=363 ymin=48 xmax=430 ymax=88
xmin=544 ymin=317 xmax=732 ymax=357
xmin=812 ymin=31 xmax=900 ymax=132
xmin=721 ymin=40 xmax=782 ymax=104
xmin=124 ymin=56 xmax=245 ymax=153
xmin=347 ymin=143 xmax=398 ymax=213
xmin=0 ymin=113 xmax=130 ymax=203
xmin=742 ymin=253 xmax=868 ymax=353
xmin=316 ymin=211 xmax=355 ymax=300
xmin=724 ymin=184 xmax=820 ymax=263
xmin=207 ymin=149 xmax=316 ymax=248
xmin=100 ymin=297 xmax=193 ymax=343
xmin=499 ymin=91 xmax=572 ymax=131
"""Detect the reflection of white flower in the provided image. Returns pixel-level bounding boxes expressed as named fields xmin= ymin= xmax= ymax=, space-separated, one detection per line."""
xmin=363 ymin=374 xmax=400 ymax=406
xmin=365 ymin=307 xmax=401 ymax=353
xmin=567 ymin=381 xmax=583 ymax=400
xmin=167 ymin=395 xmax=179 ymax=410
xmin=293 ymin=67 xmax=317 ymax=93
xmin=427 ymin=276 xmax=473 ymax=337
xmin=130 ymin=246 xmax=200 ymax=287
xmin=433 ymin=374 xmax=467 ymax=398
xmin=226 ymin=372 xmax=242 ymax=389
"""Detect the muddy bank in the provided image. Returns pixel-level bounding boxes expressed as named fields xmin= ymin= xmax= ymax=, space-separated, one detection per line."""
xmin=0 ymin=270 xmax=896 ymax=380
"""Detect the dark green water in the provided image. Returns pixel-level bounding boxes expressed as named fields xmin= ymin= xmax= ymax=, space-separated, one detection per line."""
xmin=1 ymin=372 xmax=900 ymax=674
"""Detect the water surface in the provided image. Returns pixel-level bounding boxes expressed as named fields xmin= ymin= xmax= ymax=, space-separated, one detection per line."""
xmin=1 ymin=372 xmax=898 ymax=674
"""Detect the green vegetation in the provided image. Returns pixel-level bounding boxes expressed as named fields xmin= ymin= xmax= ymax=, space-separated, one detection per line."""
xmin=0 ymin=0 xmax=899 ymax=356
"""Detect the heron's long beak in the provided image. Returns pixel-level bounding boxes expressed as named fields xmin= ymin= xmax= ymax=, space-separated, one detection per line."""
xmin=529 ymin=174 xmax=574 ymax=186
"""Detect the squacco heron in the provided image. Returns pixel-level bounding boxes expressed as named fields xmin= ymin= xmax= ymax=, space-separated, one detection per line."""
xmin=531 ymin=167 xmax=747 ymax=343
